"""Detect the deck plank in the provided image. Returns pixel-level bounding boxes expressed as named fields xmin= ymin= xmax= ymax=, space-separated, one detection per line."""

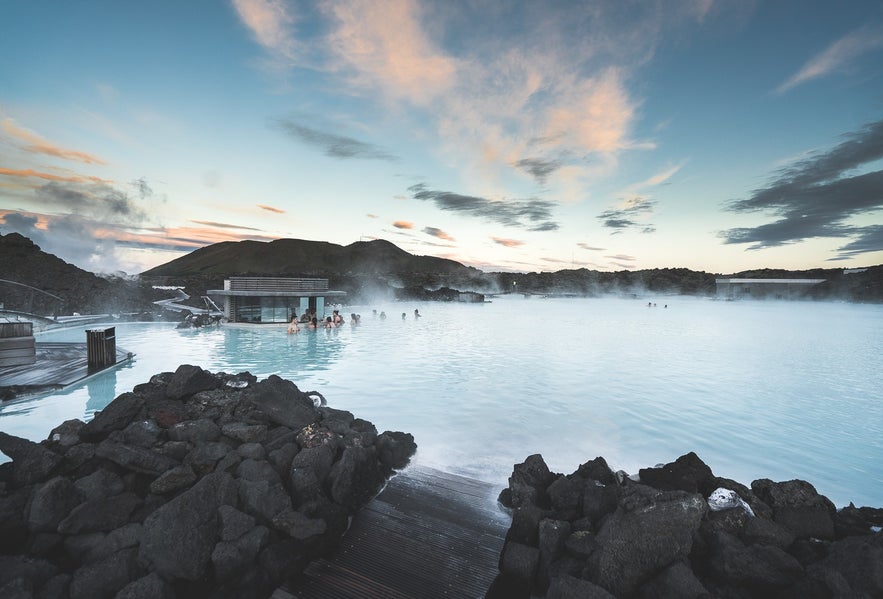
xmin=0 ymin=342 xmax=133 ymax=397
xmin=287 ymin=466 xmax=509 ymax=599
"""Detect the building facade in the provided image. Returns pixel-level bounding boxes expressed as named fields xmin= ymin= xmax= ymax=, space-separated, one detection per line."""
xmin=208 ymin=277 xmax=346 ymax=323
xmin=714 ymin=278 xmax=825 ymax=300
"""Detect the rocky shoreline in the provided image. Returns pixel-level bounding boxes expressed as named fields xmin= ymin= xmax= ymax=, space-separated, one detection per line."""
xmin=0 ymin=365 xmax=416 ymax=598
xmin=487 ymin=452 xmax=883 ymax=598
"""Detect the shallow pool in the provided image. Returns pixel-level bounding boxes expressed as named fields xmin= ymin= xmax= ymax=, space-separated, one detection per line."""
xmin=2 ymin=295 xmax=881 ymax=507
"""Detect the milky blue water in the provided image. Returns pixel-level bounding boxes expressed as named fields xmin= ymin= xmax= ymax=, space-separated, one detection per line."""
xmin=1 ymin=295 xmax=881 ymax=508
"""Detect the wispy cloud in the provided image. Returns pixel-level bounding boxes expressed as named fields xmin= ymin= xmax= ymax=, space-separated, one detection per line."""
xmin=598 ymin=196 xmax=657 ymax=234
xmin=35 ymin=181 xmax=148 ymax=223
xmin=720 ymin=119 xmax=883 ymax=259
xmin=190 ymin=220 xmax=264 ymax=231
xmin=422 ymin=226 xmax=454 ymax=241
xmin=577 ymin=242 xmax=605 ymax=251
xmin=491 ymin=236 xmax=524 ymax=248
xmin=323 ymin=0 xmax=457 ymax=106
xmin=393 ymin=220 xmax=413 ymax=229
xmin=777 ymin=24 xmax=883 ymax=94
xmin=0 ymin=167 xmax=111 ymax=184
xmin=409 ymin=183 xmax=559 ymax=231
xmin=597 ymin=161 xmax=683 ymax=233
xmin=231 ymin=0 xmax=299 ymax=65
xmin=830 ymin=225 xmax=883 ymax=260
xmin=258 ymin=204 xmax=286 ymax=213
xmin=275 ymin=118 xmax=397 ymax=160
xmin=2 ymin=118 xmax=107 ymax=164
xmin=513 ymin=157 xmax=563 ymax=186
xmin=605 ymin=254 xmax=636 ymax=261
xmin=242 ymin=1 xmax=712 ymax=199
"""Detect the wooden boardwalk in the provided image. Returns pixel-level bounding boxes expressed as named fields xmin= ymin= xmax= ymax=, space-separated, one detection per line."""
xmin=0 ymin=342 xmax=133 ymax=399
xmin=283 ymin=466 xmax=510 ymax=599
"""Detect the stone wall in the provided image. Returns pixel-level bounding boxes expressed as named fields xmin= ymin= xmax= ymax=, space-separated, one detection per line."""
xmin=0 ymin=365 xmax=416 ymax=598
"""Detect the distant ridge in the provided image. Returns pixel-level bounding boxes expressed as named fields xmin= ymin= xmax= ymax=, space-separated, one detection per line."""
xmin=140 ymin=238 xmax=478 ymax=278
xmin=0 ymin=232 xmax=158 ymax=315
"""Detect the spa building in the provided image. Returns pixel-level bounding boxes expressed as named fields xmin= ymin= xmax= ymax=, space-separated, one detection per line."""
xmin=208 ymin=277 xmax=346 ymax=324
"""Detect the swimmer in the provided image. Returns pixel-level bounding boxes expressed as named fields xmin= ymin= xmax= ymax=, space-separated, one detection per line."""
xmin=287 ymin=314 xmax=300 ymax=334
xmin=414 ymin=309 xmax=421 ymax=318
xmin=402 ymin=312 xmax=406 ymax=320
xmin=380 ymin=311 xmax=387 ymax=320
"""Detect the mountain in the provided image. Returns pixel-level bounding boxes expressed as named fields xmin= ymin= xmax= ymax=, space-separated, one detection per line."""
xmin=3 ymin=232 xmax=882 ymax=311
xmin=140 ymin=238 xmax=478 ymax=277
xmin=0 ymin=232 xmax=162 ymax=315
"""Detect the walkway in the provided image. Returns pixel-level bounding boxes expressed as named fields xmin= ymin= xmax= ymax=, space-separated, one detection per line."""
xmin=281 ymin=466 xmax=510 ymax=599
xmin=0 ymin=342 xmax=133 ymax=399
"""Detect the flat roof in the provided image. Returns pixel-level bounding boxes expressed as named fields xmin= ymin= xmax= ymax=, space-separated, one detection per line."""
xmin=208 ymin=290 xmax=347 ymax=297
xmin=715 ymin=279 xmax=826 ymax=284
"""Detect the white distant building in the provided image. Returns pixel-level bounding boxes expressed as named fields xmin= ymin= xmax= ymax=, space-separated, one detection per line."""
xmin=715 ymin=278 xmax=825 ymax=300
xmin=208 ymin=277 xmax=346 ymax=323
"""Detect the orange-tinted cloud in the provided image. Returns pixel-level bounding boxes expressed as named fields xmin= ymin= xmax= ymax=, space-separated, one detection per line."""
xmin=491 ymin=236 xmax=524 ymax=248
xmin=231 ymin=0 xmax=298 ymax=63
xmin=2 ymin=119 xmax=107 ymax=165
xmin=190 ymin=220 xmax=264 ymax=231
xmin=423 ymin=226 xmax=455 ymax=241
xmin=326 ymin=0 xmax=456 ymax=106
xmin=605 ymin=254 xmax=636 ymax=261
xmin=393 ymin=220 xmax=414 ymax=229
xmin=257 ymin=204 xmax=286 ymax=213
xmin=0 ymin=167 xmax=111 ymax=184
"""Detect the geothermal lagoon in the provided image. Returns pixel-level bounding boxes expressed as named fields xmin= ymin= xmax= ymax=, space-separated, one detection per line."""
xmin=1 ymin=295 xmax=881 ymax=508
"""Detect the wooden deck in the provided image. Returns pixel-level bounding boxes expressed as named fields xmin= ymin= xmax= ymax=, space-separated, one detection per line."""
xmin=0 ymin=342 xmax=134 ymax=399
xmin=283 ymin=466 xmax=510 ymax=599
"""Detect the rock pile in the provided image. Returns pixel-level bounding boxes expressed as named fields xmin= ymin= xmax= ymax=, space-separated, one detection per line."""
xmin=487 ymin=452 xmax=883 ymax=598
xmin=0 ymin=365 xmax=416 ymax=598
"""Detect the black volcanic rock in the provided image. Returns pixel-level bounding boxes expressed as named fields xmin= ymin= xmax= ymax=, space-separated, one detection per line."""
xmin=0 ymin=369 xmax=417 ymax=598
xmin=488 ymin=452 xmax=883 ymax=599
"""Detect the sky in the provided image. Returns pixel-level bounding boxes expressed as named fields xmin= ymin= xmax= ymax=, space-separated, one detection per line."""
xmin=2 ymin=0 xmax=883 ymax=275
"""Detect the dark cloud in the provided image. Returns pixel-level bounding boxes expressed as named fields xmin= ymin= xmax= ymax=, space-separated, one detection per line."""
xmin=275 ymin=118 xmax=397 ymax=161
xmin=1 ymin=211 xmax=122 ymax=272
xmin=409 ymin=183 xmax=559 ymax=231
xmin=597 ymin=198 xmax=656 ymax=234
xmin=423 ymin=226 xmax=455 ymax=241
xmin=720 ymin=119 xmax=883 ymax=259
xmin=514 ymin=157 xmax=562 ymax=185
xmin=577 ymin=243 xmax=605 ymax=251
xmin=829 ymin=225 xmax=883 ymax=260
xmin=36 ymin=181 xmax=148 ymax=222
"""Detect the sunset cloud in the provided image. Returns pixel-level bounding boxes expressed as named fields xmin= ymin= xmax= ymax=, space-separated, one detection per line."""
xmin=231 ymin=0 xmax=298 ymax=64
xmin=577 ymin=243 xmax=605 ymax=251
xmin=393 ymin=220 xmax=413 ymax=229
xmin=1 ymin=119 xmax=106 ymax=165
xmin=324 ymin=0 xmax=456 ymax=106
xmin=422 ymin=226 xmax=454 ymax=241
xmin=190 ymin=220 xmax=264 ymax=231
xmin=258 ymin=204 xmax=286 ymax=213
xmin=491 ymin=236 xmax=524 ymax=248
xmin=0 ymin=167 xmax=111 ymax=184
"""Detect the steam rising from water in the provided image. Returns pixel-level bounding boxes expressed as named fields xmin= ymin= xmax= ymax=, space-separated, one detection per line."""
xmin=2 ymin=296 xmax=881 ymax=508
